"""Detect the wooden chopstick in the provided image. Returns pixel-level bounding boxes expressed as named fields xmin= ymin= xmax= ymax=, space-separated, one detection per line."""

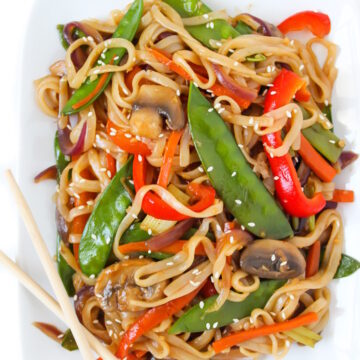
xmin=0 ymin=250 xmax=117 ymax=360
xmin=5 ymin=170 xmax=94 ymax=360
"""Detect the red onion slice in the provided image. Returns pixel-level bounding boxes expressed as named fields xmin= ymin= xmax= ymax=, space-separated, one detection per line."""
xmin=74 ymin=286 xmax=95 ymax=322
xmin=34 ymin=165 xmax=57 ymax=183
xmin=57 ymin=121 xmax=87 ymax=156
xmin=212 ymin=64 xmax=258 ymax=102
xmin=146 ymin=218 xmax=195 ymax=251
xmin=243 ymin=14 xmax=283 ymax=38
xmin=339 ymin=151 xmax=358 ymax=170
xmin=56 ymin=208 xmax=69 ymax=244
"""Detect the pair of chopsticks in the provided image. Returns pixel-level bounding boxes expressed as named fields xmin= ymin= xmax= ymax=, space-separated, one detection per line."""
xmin=2 ymin=170 xmax=117 ymax=360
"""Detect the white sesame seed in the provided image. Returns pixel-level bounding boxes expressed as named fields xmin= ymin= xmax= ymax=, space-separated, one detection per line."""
xmin=213 ymin=322 xmax=219 ymax=328
xmin=147 ymin=228 xmax=152 ymax=235
xmin=234 ymin=61 xmax=239 ymax=66
xmin=91 ymin=234 xmax=97 ymax=240
xmin=293 ymin=109 xmax=298 ymax=114
xmin=203 ymin=13 xmax=209 ymax=19
xmin=325 ymin=99 xmax=329 ymax=106
xmin=114 ymin=56 xmax=119 ymax=61
xmin=106 ymin=237 xmax=111 ymax=245
xmin=199 ymin=301 xmax=204 ymax=309
xmin=280 ymin=260 xmax=287 ymax=266
xmin=231 ymin=171 xmax=237 ymax=177
xmin=249 ymin=117 xmax=254 ymax=125
xmin=270 ymin=91 xmax=277 ymax=95
xmin=299 ymin=64 xmax=305 ymax=71
xmin=248 ymin=222 xmax=255 ymax=227
xmin=100 ymin=167 xmax=107 ymax=172
xmin=131 ymin=213 xmax=138 ymax=219
xmin=274 ymin=176 xmax=279 ymax=181
xmin=286 ymin=110 xmax=292 ymax=118
xmin=214 ymin=103 xmax=221 ymax=109
xmin=210 ymin=276 xmax=214 ymax=283
xmin=329 ymin=139 xmax=336 ymax=144
xmin=249 ymin=317 xmax=254 ymax=324
xmin=198 ymin=166 xmax=204 ymax=173
xmin=147 ymin=249 xmax=151 ymax=254
xmin=214 ymin=271 xmax=220 ymax=279
xmin=241 ymin=225 xmax=245 ymax=231
xmin=138 ymin=154 xmax=143 ymax=162
xmin=115 ymin=319 xmax=121 ymax=324
xmin=67 ymin=124 xmax=72 ymax=130
xmin=271 ymin=254 xmax=276 ymax=262
xmin=176 ymin=89 xmax=181 ymax=96
xmin=208 ymin=108 xmax=214 ymax=112
xmin=139 ymin=255 xmax=144 ymax=259
xmin=109 ymin=330 xmax=113 ymax=337
xmin=289 ymin=294 xmax=295 ymax=300
xmin=190 ymin=280 xmax=200 ymax=287
xmin=281 ymin=312 xmax=286 ymax=320
xmin=90 ymin=274 xmax=95 ymax=279
xmin=267 ymin=83 xmax=274 ymax=87
xmin=88 ymin=111 xmax=93 ymax=117
xmin=106 ymin=320 xmax=113 ymax=325
xmin=270 ymin=152 xmax=274 ymax=158
xmin=218 ymin=107 xmax=225 ymax=114
xmin=233 ymin=318 xmax=239 ymax=323
xmin=93 ymin=319 xmax=99 ymax=324
xmin=235 ymin=199 xmax=242 ymax=205
xmin=229 ymin=236 xmax=234 ymax=244
xmin=285 ymin=340 xmax=291 ymax=348
xmin=124 ymin=133 xmax=132 ymax=138
xmin=107 ymin=170 xmax=112 ymax=178
xmin=166 ymin=261 xmax=174 ymax=266
xmin=216 ymin=224 xmax=222 ymax=232
xmin=207 ymin=166 xmax=214 ymax=172
xmin=266 ymin=65 xmax=272 ymax=73
xmin=78 ymin=205 xmax=85 ymax=210
xmin=193 ymin=82 xmax=199 ymax=87
xmin=192 ymin=268 xmax=200 ymax=275
xmin=290 ymin=40 xmax=295 ymax=46
xmin=206 ymin=323 xmax=211 ymax=330
xmin=238 ymin=143 xmax=244 ymax=149
xmin=209 ymin=22 xmax=214 ymax=29
xmin=73 ymin=295 xmax=78 ymax=301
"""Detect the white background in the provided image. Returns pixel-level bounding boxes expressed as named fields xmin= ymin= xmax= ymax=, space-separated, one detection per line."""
xmin=0 ymin=0 xmax=32 ymax=357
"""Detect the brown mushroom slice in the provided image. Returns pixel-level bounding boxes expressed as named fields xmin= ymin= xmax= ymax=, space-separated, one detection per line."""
xmin=94 ymin=259 xmax=168 ymax=312
xmin=239 ymin=240 xmax=306 ymax=279
xmin=130 ymin=85 xmax=185 ymax=138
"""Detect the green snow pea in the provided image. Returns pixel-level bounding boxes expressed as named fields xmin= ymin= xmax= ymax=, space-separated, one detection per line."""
xmin=79 ymin=157 xmax=133 ymax=276
xmin=56 ymin=25 xmax=69 ymax=50
xmin=300 ymin=106 xmax=342 ymax=163
xmin=54 ymin=133 xmax=74 ymax=296
xmin=334 ymin=254 xmax=360 ymax=279
xmin=62 ymin=0 xmax=143 ymax=115
xmin=235 ymin=20 xmax=253 ymax=35
xmin=169 ymin=280 xmax=285 ymax=334
xmin=164 ymin=0 xmax=239 ymax=48
xmin=187 ymin=83 xmax=293 ymax=239
xmin=61 ymin=329 xmax=78 ymax=351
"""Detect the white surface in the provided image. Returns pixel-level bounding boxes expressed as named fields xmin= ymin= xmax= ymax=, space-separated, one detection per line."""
xmin=1 ymin=0 xmax=360 ymax=359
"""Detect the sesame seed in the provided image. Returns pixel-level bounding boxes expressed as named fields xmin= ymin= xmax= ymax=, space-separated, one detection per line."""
xmin=280 ymin=260 xmax=287 ymax=266
xmin=57 ymin=334 xmax=64 ymax=339
xmin=233 ymin=318 xmax=239 ymax=323
xmin=106 ymin=237 xmax=111 ymax=245
xmin=207 ymin=166 xmax=214 ymax=172
xmin=78 ymin=205 xmax=85 ymax=210
xmin=199 ymin=301 xmax=204 ymax=309
xmin=270 ymin=152 xmax=274 ymax=158
xmin=248 ymin=117 xmax=254 ymax=125
xmin=107 ymin=170 xmax=112 ymax=178
xmin=147 ymin=249 xmax=151 ymax=254
xmin=192 ymin=268 xmax=200 ymax=275
xmin=216 ymin=41 xmax=222 ymax=47
xmin=208 ymin=108 xmax=214 ymax=112
xmin=235 ymin=199 xmax=242 ymax=205
xmin=88 ymin=111 xmax=93 ymax=117
xmin=198 ymin=166 xmax=204 ymax=173
xmin=329 ymin=139 xmax=336 ymax=144
xmin=93 ymin=69 xmax=100 ymax=74
xmin=213 ymin=322 xmax=219 ymax=328
xmin=290 ymin=40 xmax=295 ymax=46
xmin=93 ymin=319 xmax=99 ymax=324
xmin=91 ymin=234 xmax=97 ymax=240
xmin=281 ymin=312 xmax=286 ymax=319
xmin=234 ymin=61 xmax=239 ymax=66
xmin=209 ymin=22 xmax=214 ymax=29
xmin=229 ymin=236 xmax=234 ymax=243
xmin=166 ymin=261 xmax=174 ymax=266
xmin=138 ymin=154 xmax=143 ymax=162
xmin=109 ymin=330 xmax=113 ymax=337
xmin=218 ymin=107 xmax=225 ymax=114
xmin=114 ymin=56 xmax=119 ymax=61
xmin=158 ymin=133 xmax=164 ymax=138
xmin=106 ymin=320 xmax=113 ymax=325
xmin=231 ymin=171 xmax=237 ymax=177
xmin=289 ymin=294 xmax=295 ymax=300
xmin=214 ymin=103 xmax=221 ymax=109
xmin=206 ymin=323 xmax=211 ymax=330
xmin=229 ymin=49 xmax=234 ymax=53
xmin=67 ymin=124 xmax=72 ymax=130
xmin=238 ymin=143 xmax=244 ymax=149
xmin=299 ymin=64 xmax=305 ymax=71
xmin=131 ymin=213 xmax=138 ymax=219
xmin=271 ymin=254 xmax=276 ymax=261
xmin=73 ymin=295 xmax=78 ymax=301
xmin=249 ymin=317 xmax=254 ymax=324
xmin=267 ymin=83 xmax=274 ymax=87
xmin=115 ymin=319 xmax=121 ymax=324
xmin=216 ymin=224 xmax=222 ymax=232
xmin=147 ymin=228 xmax=152 ymax=235
xmin=203 ymin=13 xmax=209 ymax=19
xmin=90 ymin=274 xmax=95 ymax=279
xmin=248 ymin=222 xmax=255 ymax=227
xmin=124 ymin=133 xmax=132 ymax=138
xmin=176 ymin=89 xmax=181 ymax=96
xmin=124 ymin=255 xmax=129 ymax=260
xmin=285 ymin=340 xmax=291 ymax=348
xmin=325 ymin=99 xmax=329 ymax=106
xmin=266 ymin=65 xmax=272 ymax=73
xmin=241 ymin=225 xmax=245 ymax=231
xmin=270 ymin=91 xmax=277 ymax=95
xmin=214 ymin=271 xmax=220 ymax=279
xmin=274 ymin=176 xmax=279 ymax=181
xmin=286 ymin=110 xmax=292 ymax=118
xmin=190 ymin=280 xmax=200 ymax=287
xmin=210 ymin=276 xmax=214 ymax=283
xmin=293 ymin=109 xmax=298 ymax=114
xmin=139 ymin=255 xmax=144 ymax=259
xmin=193 ymin=82 xmax=199 ymax=87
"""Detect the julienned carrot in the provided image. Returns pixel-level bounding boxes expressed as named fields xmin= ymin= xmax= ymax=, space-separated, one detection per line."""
xmin=157 ymin=130 xmax=183 ymax=188
xmin=149 ymin=48 xmax=252 ymax=109
xmin=134 ymin=350 xmax=147 ymax=359
xmin=212 ymin=312 xmax=318 ymax=353
xmin=306 ymin=240 xmax=321 ymax=278
xmin=295 ymin=85 xmax=311 ymax=102
xmin=298 ymin=134 xmax=337 ymax=182
xmin=118 ymin=240 xmax=206 ymax=256
xmin=125 ymin=65 xmax=143 ymax=91
xmin=331 ymin=189 xmax=354 ymax=203
xmin=105 ymin=153 xmax=116 ymax=179
xmin=72 ymin=57 xmax=116 ymax=110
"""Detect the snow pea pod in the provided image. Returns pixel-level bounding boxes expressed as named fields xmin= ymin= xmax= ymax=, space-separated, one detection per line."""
xmin=300 ymin=106 xmax=342 ymax=163
xmin=79 ymin=157 xmax=133 ymax=277
xmin=164 ymin=0 xmax=239 ymax=48
xmin=334 ymin=254 xmax=360 ymax=279
xmin=169 ymin=279 xmax=285 ymax=334
xmin=187 ymin=83 xmax=293 ymax=239
xmin=54 ymin=132 xmax=74 ymax=296
xmin=62 ymin=0 xmax=143 ymax=115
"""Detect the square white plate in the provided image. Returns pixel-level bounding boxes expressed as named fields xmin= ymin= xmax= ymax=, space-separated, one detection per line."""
xmin=17 ymin=0 xmax=360 ymax=359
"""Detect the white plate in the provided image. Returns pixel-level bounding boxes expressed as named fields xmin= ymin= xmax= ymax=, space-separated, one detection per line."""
xmin=17 ymin=0 xmax=360 ymax=359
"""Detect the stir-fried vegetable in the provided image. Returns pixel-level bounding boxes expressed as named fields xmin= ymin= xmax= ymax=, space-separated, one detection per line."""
xmin=170 ymin=280 xmax=285 ymax=334
xmin=62 ymin=0 xmax=143 ymax=114
xmin=334 ymin=254 xmax=360 ymax=279
xmin=262 ymin=69 xmax=326 ymax=217
xmin=212 ymin=312 xmax=318 ymax=353
xmin=284 ymin=326 xmax=322 ymax=348
xmin=235 ymin=20 xmax=253 ymax=35
xmin=188 ymin=83 xmax=292 ymax=238
xmin=116 ymin=284 xmax=205 ymax=359
xmin=61 ymin=329 xmax=78 ymax=351
xmin=54 ymin=132 xmax=70 ymax=180
xmin=278 ymin=11 xmax=331 ymax=38
xmin=79 ymin=157 xmax=133 ymax=276
xmin=331 ymin=189 xmax=354 ymax=203
xmin=306 ymin=240 xmax=321 ymax=278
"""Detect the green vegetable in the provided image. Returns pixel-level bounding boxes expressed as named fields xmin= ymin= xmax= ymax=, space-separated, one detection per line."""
xmin=323 ymin=104 xmax=333 ymax=130
xmin=284 ymin=326 xmax=321 ymax=348
xmin=169 ymin=280 xmax=285 ymax=334
xmin=235 ymin=20 xmax=253 ymax=35
xmin=62 ymin=0 xmax=143 ymax=115
xmin=334 ymin=254 xmax=360 ymax=279
xmin=187 ymin=83 xmax=293 ymax=239
xmin=79 ymin=157 xmax=133 ymax=276
xmin=308 ymin=215 xmax=315 ymax=232
xmin=300 ymin=106 xmax=342 ymax=163
xmin=61 ymin=329 xmax=78 ymax=351
xmin=56 ymin=235 xmax=75 ymax=297
xmin=246 ymin=53 xmax=266 ymax=62
xmin=54 ymin=131 xmax=70 ymax=181
xmin=54 ymin=133 xmax=74 ymax=296
xmin=56 ymin=25 xmax=69 ymax=50
xmin=164 ymin=0 xmax=239 ymax=49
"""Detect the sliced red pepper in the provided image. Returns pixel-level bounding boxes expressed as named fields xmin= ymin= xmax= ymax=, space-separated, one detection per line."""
xmin=133 ymin=154 xmax=216 ymax=221
xmin=295 ymin=85 xmax=311 ymax=102
xmin=262 ymin=69 xmax=326 ymax=217
xmin=116 ymin=283 xmax=205 ymax=359
xmin=306 ymin=240 xmax=321 ymax=278
xmin=105 ymin=153 xmax=116 ymax=179
xmin=201 ymin=278 xmax=217 ymax=298
xmin=278 ymin=11 xmax=331 ymax=38
xmin=106 ymin=120 xmax=151 ymax=156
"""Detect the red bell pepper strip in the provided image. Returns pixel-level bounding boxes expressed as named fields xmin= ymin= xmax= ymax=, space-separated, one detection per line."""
xmin=149 ymin=48 xmax=253 ymax=109
xmin=306 ymin=240 xmax=321 ymax=278
xmin=157 ymin=130 xmax=183 ymax=188
xmin=116 ymin=283 xmax=205 ymax=359
xmin=262 ymin=69 xmax=326 ymax=217
xmin=331 ymin=189 xmax=354 ymax=203
xmin=106 ymin=120 xmax=151 ymax=156
xmin=133 ymin=154 xmax=216 ymax=221
xmin=278 ymin=11 xmax=331 ymax=38
xmin=105 ymin=153 xmax=116 ymax=179
xmin=201 ymin=278 xmax=217 ymax=298
xmin=125 ymin=65 xmax=142 ymax=91
xmin=298 ymin=135 xmax=337 ymax=182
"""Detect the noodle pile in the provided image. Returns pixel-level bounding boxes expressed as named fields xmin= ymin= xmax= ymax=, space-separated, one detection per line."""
xmin=35 ymin=1 xmax=345 ymax=359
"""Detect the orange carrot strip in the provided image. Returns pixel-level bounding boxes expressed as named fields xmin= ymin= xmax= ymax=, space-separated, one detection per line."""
xmin=298 ymin=134 xmax=337 ymax=182
xmin=306 ymin=240 xmax=321 ymax=278
xmin=212 ymin=312 xmax=318 ymax=354
xmin=331 ymin=189 xmax=354 ymax=203
xmin=157 ymin=130 xmax=183 ymax=188
xmin=105 ymin=153 xmax=116 ymax=179
xmin=125 ymin=65 xmax=143 ymax=91
xmin=134 ymin=350 xmax=147 ymax=359
xmin=118 ymin=240 xmax=206 ymax=256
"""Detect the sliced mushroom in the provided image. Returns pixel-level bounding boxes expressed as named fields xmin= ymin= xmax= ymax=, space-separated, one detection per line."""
xmin=94 ymin=259 xmax=168 ymax=313
xmin=130 ymin=84 xmax=185 ymax=138
xmin=240 ymin=240 xmax=306 ymax=279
